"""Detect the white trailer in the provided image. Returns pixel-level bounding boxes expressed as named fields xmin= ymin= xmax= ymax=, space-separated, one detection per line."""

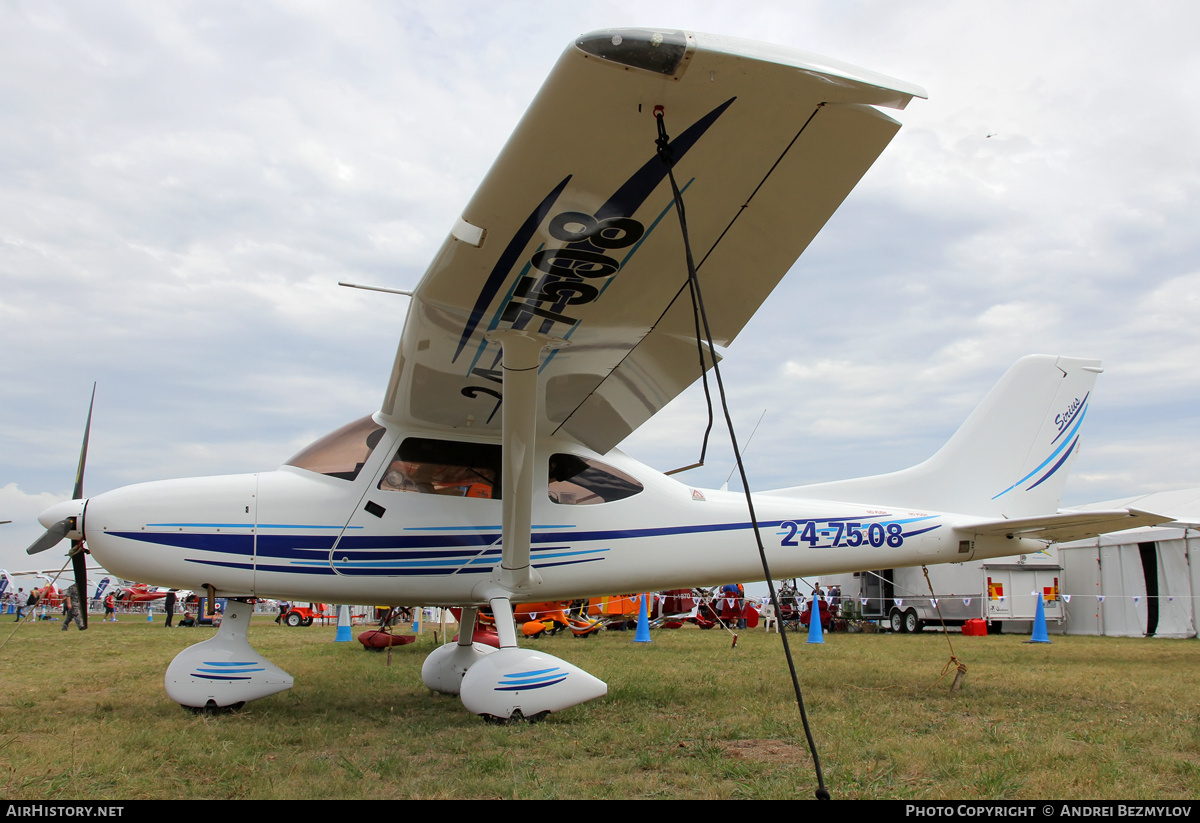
xmin=823 ymin=551 xmax=1064 ymax=633
xmin=824 ymin=491 xmax=1200 ymax=635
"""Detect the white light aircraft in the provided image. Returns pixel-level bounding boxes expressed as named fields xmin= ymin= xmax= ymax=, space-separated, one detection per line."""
xmin=27 ymin=29 xmax=1168 ymax=719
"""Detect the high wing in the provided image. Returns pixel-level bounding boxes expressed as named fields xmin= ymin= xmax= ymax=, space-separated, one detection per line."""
xmin=380 ymin=29 xmax=925 ymax=453
xmin=967 ymin=508 xmax=1170 ymax=544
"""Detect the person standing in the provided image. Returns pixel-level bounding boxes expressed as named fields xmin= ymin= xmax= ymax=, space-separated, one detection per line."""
xmin=14 ymin=588 xmax=24 ymax=622
xmin=103 ymin=592 xmax=117 ymax=622
xmin=61 ymin=583 xmax=85 ymax=631
xmin=164 ymin=589 xmax=177 ymax=627
xmin=27 ymin=587 xmax=42 ymax=620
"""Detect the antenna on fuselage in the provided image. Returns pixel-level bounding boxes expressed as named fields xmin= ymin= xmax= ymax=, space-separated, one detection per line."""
xmin=337 ymin=282 xmax=414 ymax=297
xmin=721 ymin=409 xmax=767 ymax=490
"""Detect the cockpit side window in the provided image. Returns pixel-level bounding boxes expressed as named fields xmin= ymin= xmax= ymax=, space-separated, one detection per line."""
xmin=379 ymin=438 xmax=501 ymax=499
xmin=284 ymin=416 xmax=386 ymax=481
xmin=548 ymin=454 xmax=643 ymax=505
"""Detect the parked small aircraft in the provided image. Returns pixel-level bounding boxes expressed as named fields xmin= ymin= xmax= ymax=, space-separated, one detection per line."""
xmin=27 ymin=29 xmax=1167 ymax=718
xmin=111 ymin=582 xmax=171 ymax=604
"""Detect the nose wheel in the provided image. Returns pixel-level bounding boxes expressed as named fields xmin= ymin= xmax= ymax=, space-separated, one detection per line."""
xmin=165 ymin=599 xmax=293 ymax=710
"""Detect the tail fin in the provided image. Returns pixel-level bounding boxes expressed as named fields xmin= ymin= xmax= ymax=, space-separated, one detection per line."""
xmin=773 ymin=355 xmax=1102 ymax=518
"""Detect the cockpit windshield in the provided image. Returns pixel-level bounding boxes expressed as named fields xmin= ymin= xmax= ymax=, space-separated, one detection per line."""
xmin=284 ymin=415 xmax=386 ymax=481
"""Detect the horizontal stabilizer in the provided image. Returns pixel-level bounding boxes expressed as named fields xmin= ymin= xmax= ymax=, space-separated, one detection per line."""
xmin=968 ymin=508 xmax=1171 ymax=544
xmin=1058 ymin=488 xmax=1200 ymax=529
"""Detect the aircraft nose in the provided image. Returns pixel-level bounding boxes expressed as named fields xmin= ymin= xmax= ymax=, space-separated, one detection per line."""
xmin=78 ymin=473 xmax=259 ymax=593
xmin=38 ymin=499 xmax=85 ymax=532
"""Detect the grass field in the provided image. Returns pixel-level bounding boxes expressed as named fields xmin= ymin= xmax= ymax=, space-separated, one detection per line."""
xmin=1 ymin=615 xmax=1197 ymax=800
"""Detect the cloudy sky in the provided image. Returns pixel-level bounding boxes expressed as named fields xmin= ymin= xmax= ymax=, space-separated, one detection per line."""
xmin=3 ymin=1 xmax=1199 ymax=577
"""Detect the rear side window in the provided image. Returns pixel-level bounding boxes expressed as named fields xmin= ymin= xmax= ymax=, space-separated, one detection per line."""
xmin=548 ymin=454 xmax=643 ymax=505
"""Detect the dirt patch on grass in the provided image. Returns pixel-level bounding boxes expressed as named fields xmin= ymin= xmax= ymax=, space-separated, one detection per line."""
xmin=721 ymin=739 xmax=809 ymax=765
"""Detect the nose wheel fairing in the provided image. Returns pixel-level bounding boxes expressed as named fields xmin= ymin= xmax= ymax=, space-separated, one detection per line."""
xmin=164 ymin=601 xmax=293 ymax=710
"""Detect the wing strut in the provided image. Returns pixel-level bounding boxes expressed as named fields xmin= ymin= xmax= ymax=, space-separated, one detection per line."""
xmin=474 ymin=328 xmax=564 ymax=599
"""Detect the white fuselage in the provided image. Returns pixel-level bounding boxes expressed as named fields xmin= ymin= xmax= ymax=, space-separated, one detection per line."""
xmin=79 ymin=417 xmax=1041 ymax=606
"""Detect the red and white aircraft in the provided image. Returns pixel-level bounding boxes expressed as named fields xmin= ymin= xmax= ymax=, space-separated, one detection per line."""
xmin=28 ymin=29 xmax=1167 ymax=718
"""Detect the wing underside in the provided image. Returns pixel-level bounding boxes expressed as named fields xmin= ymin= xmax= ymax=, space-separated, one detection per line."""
xmin=381 ymin=29 xmax=925 ymax=453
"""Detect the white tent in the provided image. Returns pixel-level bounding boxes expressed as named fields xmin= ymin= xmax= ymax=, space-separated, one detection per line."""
xmin=1057 ymin=526 xmax=1198 ymax=638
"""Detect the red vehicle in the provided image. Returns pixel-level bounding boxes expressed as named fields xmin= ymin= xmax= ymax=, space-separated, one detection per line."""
xmin=283 ymin=602 xmax=335 ymax=626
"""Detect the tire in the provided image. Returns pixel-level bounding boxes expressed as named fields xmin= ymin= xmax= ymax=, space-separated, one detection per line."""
xmin=890 ymin=610 xmax=906 ymax=633
xmin=285 ymin=612 xmax=303 ymax=627
xmin=904 ymin=610 xmax=922 ymax=633
xmin=302 ymin=616 xmax=313 ymax=627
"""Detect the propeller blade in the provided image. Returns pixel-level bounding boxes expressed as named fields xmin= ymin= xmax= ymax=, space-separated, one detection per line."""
xmin=26 ymin=518 xmax=70 ymax=555
xmin=28 ymin=386 xmax=97 ymax=557
xmin=70 ymin=542 xmax=88 ymax=630
xmin=73 ymin=383 xmax=96 ymax=501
